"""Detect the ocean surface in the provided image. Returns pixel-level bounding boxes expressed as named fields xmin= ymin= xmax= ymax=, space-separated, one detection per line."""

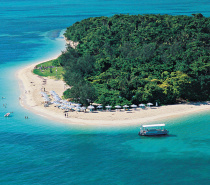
xmin=0 ymin=0 xmax=209 ymax=184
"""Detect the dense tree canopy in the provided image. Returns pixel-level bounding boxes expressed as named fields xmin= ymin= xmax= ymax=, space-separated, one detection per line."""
xmin=61 ymin=14 xmax=209 ymax=106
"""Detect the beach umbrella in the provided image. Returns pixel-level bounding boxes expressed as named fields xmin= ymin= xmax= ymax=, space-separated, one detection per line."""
xmin=87 ymin=105 xmax=94 ymax=112
xmin=67 ymin=105 xmax=75 ymax=109
xmin=115 ymin=105 xmax=121 ymax=111
xmin=105 ymin=105 xmax=112 ymax=111
xmin=97 ymin=105 xmax=103 ymax=109
xmin=62 ymin=104 xmax=68 ymax=109
xmin=44 ymin=97 xmax=50 ymax=102
xmin=139 ymin=104 xmax=145 ymax=108
xmin=66 ymin=102 xmax=71 ymax=106
xmin=76 ymin=107 xmax=81 ymax=112
xmin=87 ymin=105 xmax=94 ymax=109
xmin=75 ymin=104 xmax=82 ymax=107
xmin=41 ymin=92 xmax=49 ymax=99
xmin=59 ymin=106 xmax=65 ymax=110
xmin=105 ymin=105 xmax=112 ymax=109
xmin=54 ymin=102 xmax=62 ymax=107
xmin=123 ymin=105 xmax=129 ymax=111
xmin=40 ymin=92 xmax=46 ymax=95
xmin=54 ymin=101 xmax=60 ymax=104
xmin=80 ymin=106 xmax=86 ymax=112
xmin=42 ymin=94 xmax=48 ymax=98
xmin=50 ymin=90 xmax=56 ymax=95
xmin=131 ymin=104 xmax=137 ymax=110
xmin=54 ymin=96 xmax=61 ymax=101
xmin=147 ymin=103 xmax=153 ymax=107
xmin=97 ymin=105 xmax=103 ymax=111
xmin=62 ymin=100 xmax=69 ymax=104
xmin=115 ymin=105 xmax=121 ymax=109
xmin=41 ymin=92 xmax=50 ymax=102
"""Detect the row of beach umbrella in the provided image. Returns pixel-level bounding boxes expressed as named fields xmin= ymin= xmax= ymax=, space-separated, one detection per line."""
xmin=50 ymin=90 xmax=62 ymax=102
xmin=85 ymin=103 xmax=155 ymax=112
xmin=57 ymin=102 xmax=154 ymax=112
xmin=94 ymin=103 xmax=154 ymax=109
xmin=44 ymin=90 xmax=156 ymax=112
xmin=49 ymin=91 xmax=84 ymax=110
xmin=54 ymin=102 xmax=155 ymax=112
xmin=40 ymin=92 xmax=50 ymax=102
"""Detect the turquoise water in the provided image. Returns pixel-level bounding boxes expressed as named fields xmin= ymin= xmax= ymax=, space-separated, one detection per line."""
xmin=0 ymin=0 xmax=209 ymax=184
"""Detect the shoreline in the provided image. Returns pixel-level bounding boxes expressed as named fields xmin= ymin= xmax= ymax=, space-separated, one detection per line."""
xmin=17 ymin=42 xmax=210 ymax=127
xmin=17 ymin=60 xmax=210 ymax=127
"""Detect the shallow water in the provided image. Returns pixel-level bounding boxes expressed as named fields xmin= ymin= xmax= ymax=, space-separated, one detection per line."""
xmin=0 ymin=0 xmax=209 ymax=184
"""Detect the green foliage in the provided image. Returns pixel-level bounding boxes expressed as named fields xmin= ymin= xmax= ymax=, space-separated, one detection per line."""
xmin=62 ymin=14 xmax=210 ymax=105
xmin=63 ymin=82 xmax=97 ymax=106
xmin=33 ymin=59 xmax=64 ymax=79
xmin=52 ymin=58 xmax=60 ymax=67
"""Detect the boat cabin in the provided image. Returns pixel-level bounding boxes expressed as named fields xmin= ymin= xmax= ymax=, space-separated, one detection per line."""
xmin=139 ymin=124 xmax=169 ymax=136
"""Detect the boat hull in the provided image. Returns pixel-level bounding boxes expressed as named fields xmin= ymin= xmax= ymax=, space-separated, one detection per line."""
xmin=139 ymin=131 xmax=169 ymax=136
xmin=4 ymin=113 xmax=10 ymax=117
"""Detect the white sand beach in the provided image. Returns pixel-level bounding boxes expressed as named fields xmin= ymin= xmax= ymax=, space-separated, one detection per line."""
xmin=16 ymin=55 xmax=210 ymax=127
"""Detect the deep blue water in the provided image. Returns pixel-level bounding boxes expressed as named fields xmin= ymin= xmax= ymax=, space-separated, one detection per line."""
xmin=0 ymin=0 xmax=209 ymax=184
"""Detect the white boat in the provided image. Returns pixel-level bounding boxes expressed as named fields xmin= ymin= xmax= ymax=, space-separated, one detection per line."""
xmin=139 ymin=124 xmax=169 ymax=136
xmin=4 ymin=113 xmax=10 ymax=117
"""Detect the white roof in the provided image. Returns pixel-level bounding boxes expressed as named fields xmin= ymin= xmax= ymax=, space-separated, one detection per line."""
xmin=142 ymin=124 xmax=165 ymax=128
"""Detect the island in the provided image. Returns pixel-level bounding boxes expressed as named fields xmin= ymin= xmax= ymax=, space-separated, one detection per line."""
xmin=17 ymin=14 xmax=210 ymax=126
